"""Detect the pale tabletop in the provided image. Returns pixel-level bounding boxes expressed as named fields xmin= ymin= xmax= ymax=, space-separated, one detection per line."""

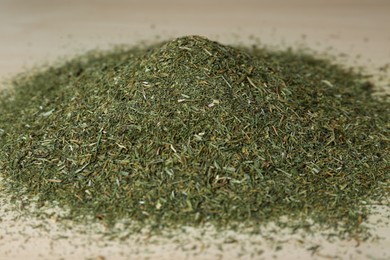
xmin=0 ymin=0 xmax=389 ymax=259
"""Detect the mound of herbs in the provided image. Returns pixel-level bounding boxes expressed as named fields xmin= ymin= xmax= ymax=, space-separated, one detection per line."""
xmin=0 ymin=36 xmax=388 ymax=235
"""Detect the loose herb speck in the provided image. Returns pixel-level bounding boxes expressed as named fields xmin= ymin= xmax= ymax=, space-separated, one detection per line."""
xmin=0 ymin=35 xmax=388 ymax=237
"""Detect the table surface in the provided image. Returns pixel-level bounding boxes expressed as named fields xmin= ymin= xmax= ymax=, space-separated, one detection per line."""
xmin=0 ymin=1 xmax=389 ymax=259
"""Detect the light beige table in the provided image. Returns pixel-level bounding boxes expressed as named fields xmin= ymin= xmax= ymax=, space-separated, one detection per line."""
xmin=0 ymin=1 xmax=389 ymax=259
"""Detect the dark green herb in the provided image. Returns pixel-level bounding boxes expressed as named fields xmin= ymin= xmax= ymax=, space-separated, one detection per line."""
xmin=0 ymin=36 xmax=388 ymax=237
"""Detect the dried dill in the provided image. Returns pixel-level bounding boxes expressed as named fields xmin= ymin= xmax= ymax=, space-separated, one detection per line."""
xmin=0 ymin=36 xmax=388 ymax=237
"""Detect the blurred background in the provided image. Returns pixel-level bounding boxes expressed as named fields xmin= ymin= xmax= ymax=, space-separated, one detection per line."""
xmin=1 ymin=0 xmax=389 ymax=79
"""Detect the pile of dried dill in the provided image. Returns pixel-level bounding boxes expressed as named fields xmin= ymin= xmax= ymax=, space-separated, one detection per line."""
xmin=0 ymin=36 xmax=388 ymax=236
